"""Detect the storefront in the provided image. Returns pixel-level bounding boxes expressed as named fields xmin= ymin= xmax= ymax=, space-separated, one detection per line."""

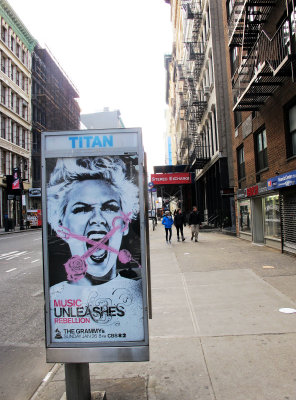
xmin=236 ymin=182 xmax=281 ymax=250
xmin=268 ymin=169 xmax=296 ymax=254
xmin=236 ymin=169 xmax=296 ymax=254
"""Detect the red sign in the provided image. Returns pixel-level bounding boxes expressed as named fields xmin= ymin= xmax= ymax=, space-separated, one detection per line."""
xmin=151 ymin=173 xmax=192 ymax=185
xmin=247 ymin=185 xmax=258 ymax=197
xmin=12 ymin=178 xmax=20 ymax=190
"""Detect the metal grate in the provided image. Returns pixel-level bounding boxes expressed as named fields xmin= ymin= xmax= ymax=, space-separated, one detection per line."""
xmin=281 ymin=188 xmax=296 ymax=253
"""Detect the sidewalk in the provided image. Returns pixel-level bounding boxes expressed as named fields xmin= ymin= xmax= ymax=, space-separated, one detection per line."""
xmin=0 ymin=226 xmax=41 ymax=235
xmin=32 ymin=225 xmax=296 ymax=400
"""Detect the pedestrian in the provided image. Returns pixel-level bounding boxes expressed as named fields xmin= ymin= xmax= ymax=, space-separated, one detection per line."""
xmin=174 ymin=209 xmax=186 ymax=242
xmin=189 ymin=206 xmax=202 ymax=242
xmin=162 ymin=211 xmax=174 ymax=244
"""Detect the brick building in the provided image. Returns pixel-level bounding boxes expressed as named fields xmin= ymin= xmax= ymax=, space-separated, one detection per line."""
xmin=164 ymin=0 xmax=234 ymax=229
xmin=226 ymin=0 xmax=296 ymax=254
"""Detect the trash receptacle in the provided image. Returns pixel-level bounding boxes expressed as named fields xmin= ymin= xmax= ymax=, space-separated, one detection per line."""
xmin=4 ymin=217 xmax=9 ymax=232
xmin=7 ymin=218 xmax=14 ymax=231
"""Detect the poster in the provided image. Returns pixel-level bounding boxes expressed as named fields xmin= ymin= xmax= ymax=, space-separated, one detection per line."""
xmin=27 ymin=209 xmax=42 ymax=227
xmin=46 ymin=155 xmax=144 ymax=344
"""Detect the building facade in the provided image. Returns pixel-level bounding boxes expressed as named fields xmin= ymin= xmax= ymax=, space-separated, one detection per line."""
xmin=165 ymin=0 xmax=234 ymax=229
xmin=31 ymin=46 xmax=80 ymax=210
xmin=0 ymin=0 xmax=36 ymax=228
xmin=226 ymin=0 xmax=296 ymax=254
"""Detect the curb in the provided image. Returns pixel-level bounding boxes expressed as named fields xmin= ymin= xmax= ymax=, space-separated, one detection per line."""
xmin=29 ymin=363 xmax=62 ymax=400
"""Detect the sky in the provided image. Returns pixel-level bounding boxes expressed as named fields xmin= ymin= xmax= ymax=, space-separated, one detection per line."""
xmin=8 ymin=0 xmax=173 ymax=174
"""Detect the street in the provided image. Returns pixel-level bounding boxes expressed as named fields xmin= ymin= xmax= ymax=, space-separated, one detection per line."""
xmin=29 ymin=224 xmax=296 ymax=400
xmin=1 ymin=226 xmax=296 ymax=399
xmin=0 ymin=230 xmax=52 ymax=400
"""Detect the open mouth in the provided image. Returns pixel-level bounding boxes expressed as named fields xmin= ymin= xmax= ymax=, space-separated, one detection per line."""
xmin=86 ymin=230 xmax=109 ymax=263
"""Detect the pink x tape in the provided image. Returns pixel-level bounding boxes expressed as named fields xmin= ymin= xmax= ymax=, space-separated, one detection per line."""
xmin=56 ymin=212 xmax=140 ymax=282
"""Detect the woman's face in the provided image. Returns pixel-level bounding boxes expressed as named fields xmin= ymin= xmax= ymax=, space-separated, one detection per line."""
xmin=62 ymin=179 xmax=127 ymax=280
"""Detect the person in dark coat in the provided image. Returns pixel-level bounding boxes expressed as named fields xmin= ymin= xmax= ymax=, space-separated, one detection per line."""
xmin=174 ymin=209 xmax=186 ymax=242
xmin=188 ymin=206 xmax=202 ymax=242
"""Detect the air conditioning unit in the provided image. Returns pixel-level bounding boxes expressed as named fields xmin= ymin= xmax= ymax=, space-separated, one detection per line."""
xmin=203 ymin=86 xmax=210 ymax=95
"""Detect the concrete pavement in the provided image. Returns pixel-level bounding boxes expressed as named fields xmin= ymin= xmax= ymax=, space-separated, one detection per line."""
xmin=32 ymin=224 xmax=296 ymax=400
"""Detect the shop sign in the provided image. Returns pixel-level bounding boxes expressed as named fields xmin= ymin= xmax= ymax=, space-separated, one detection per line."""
xmin=220 ymin=188 xmax=234 ymax=196
xmin=237 ymin=189 xmax=247 ymax=199
xmin=151 ymin=173 xmax=192 ymax=185
xmin=258 ymin=181 xmax=268 ymax=194
xmin=12 ymin=168 xmax=20 ymax=190
xmin=29 ymin=188 xmax=42 ymax=197
xmin=267 ymin=169 xmax=296 ymax=190
xmin=247 ymin=185 xmax=258 ymax=197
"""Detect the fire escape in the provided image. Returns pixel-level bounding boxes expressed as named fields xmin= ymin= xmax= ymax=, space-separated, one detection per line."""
xmin=178 ymin=0 xmax=209 ymax=168
xmin=229 ymin=0 xmax=295 ymax=111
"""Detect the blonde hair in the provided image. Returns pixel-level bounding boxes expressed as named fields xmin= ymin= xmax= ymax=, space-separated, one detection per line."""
xmin=47 ymin=156 xmax=139 ymax=232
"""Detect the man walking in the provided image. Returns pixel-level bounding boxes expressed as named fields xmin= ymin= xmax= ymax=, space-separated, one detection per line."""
xmin=189 ymin=206 xmax=202 ymax=242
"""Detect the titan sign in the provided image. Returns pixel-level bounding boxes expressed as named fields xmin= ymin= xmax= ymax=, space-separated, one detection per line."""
xmin=42 ymin=129 xmax=149 ymax=363
xmin=151 ymin=173 xmax=192 ymax=185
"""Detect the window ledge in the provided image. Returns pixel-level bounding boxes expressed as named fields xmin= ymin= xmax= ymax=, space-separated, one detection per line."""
xmin=286 ymin=154 xmax=296 ymax=162
xmin=264 ymin=236 xmax=281 ymax=242
xmin=256 ymin=167 xmax=269 ymax=174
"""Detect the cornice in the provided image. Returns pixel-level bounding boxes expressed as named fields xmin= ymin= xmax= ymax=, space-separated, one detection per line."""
xmin=0 ymin=136 xmax=30 ymax=157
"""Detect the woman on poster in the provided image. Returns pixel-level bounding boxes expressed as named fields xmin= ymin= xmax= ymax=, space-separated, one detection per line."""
xmin=46 ymin=156 xmax=144 ymax=343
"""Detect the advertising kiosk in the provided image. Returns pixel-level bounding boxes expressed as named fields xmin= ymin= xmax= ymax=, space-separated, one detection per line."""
xmin=42 ymin=128 xmax=149 ymax=396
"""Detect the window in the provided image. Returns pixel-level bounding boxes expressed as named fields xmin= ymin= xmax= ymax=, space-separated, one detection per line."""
xmin=1 ymin=116 xmax=6 ymax=139
xmin=22 ymin=104 xmax=27 ymax=120
xmin=10 ymin=64 xmax=14 ymax=80
xmin=239 ymin=199 xmax=251 ymax=233
xmin=1 ymin=56 xmax=6 ymax=73
xmin=1 ymin=150 xmax=6 ymax=175
xmin=22 ymin=129 xmax=26 ymax=149
xmin=230 ymin=47 xmax=239 ymax=76
xmin=16 ymin=98 xmax=19 ymax=114
xmin=11 ymin=93 xmax=14 ymax=109
xmin=10 ymin=36 xmax=14 ymax=51
xmin=226 ymin=0 xmax=235 ymax=19
xmin=287 ymin=103 xmax=296 ymax=157
xmin=1 ymin=26 xmax=7 ymax=42
xmin=255 ymin=128 xmax=268 ymax=172
xmin=264 ymin=195 xmax=281 ymax=240
xmin=234 ymin=111 xmax=242 ymax=127
xmin=22 ymin=50 xmax=25 ymax=64
xmin=15 ymin=125 xmax=19 ymax=146
xmin=16 ymin=70 xmax=19 ymax=85
xmin=237 ymin=146 xmax=245 ymax=182
xmin=1 ymin=85 xmax=6 ymax=104
xmin=16 ymin=43 xmax=20 ymax=58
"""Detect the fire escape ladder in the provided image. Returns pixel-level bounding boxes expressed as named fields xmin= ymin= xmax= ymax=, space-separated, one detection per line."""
xmin=232 ymin=2 xmax=293 ymax=111
xmin=188 ymin=133 xmax=210 ymax=169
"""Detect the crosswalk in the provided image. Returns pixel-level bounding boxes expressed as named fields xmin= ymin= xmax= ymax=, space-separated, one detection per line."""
xmin=0 ymin=250 xmax=28 ymax=260
xmin=0 ymin=250 xmax=40 ymax=263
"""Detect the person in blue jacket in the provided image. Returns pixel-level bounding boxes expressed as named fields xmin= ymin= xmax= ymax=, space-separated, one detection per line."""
xmin=162 ymin=211 xmax=174 ymax=244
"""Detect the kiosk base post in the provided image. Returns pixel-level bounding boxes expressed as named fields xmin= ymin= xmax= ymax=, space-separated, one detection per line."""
xmin=65 ymin=363 xmax=91 ymax=400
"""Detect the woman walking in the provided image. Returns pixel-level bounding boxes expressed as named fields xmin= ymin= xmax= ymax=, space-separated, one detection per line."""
xmin=174 ymin=209 xmax=186 ymax=242
xmin=162 ymin=211 xmax=174 ymax=244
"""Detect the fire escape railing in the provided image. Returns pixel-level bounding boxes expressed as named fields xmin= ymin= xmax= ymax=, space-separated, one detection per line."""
xmin=228 ymin=0 xmax=277 ymax=48
xmin=233 ymin=18 xmax=294 ymax=110
xmin=189 ymin=143 xmax=210 ymax=168
xmin=175 ymin=0 xmax=209 ymax=167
